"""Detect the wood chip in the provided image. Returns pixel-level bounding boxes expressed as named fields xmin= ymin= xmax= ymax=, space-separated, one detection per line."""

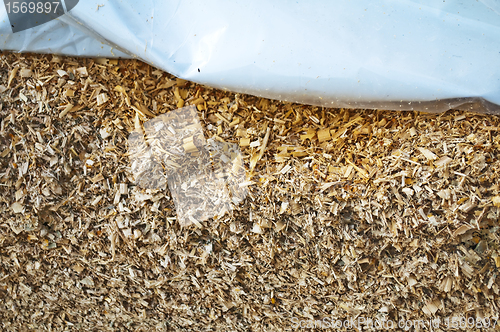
xmin=418 ymin=147 xmax=437 ymax=160
xmin=91 ymin=173 xmax=105 ymax=183
xmin=11 ymin=202 xmax=24 ymax=213
xmin=239 ymin=138 xmax=250 ymax=147
xmin=96 ymin=93 xmax=109 ymax=106
xmin=119 ymin=183 xmax=128 ymax=195
xmin=76 ymin=67 xmax=88 ymax=76
xmin=317 ymin=128 xmax=331 ymax=142
xmin=58 ymin=103 xmax=73 ymax=118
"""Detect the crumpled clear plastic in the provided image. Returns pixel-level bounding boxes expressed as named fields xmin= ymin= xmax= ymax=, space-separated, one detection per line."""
xmin=128 ymin=106 xmax=247 ymax=227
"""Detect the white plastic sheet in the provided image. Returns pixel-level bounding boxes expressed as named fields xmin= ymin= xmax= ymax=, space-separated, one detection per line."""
xmin=1 ymin=0 xmax=499 ymax=113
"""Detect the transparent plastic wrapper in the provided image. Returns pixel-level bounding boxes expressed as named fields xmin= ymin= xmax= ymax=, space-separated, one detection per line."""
xmin=128 ymin=106 xmax=247 ymax=227
xmin=0 ymin=1 xmax=499 ymax=113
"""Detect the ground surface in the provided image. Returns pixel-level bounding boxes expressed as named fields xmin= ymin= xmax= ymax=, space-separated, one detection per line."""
xmin=1 ymin=52 xmax=500 ymax=331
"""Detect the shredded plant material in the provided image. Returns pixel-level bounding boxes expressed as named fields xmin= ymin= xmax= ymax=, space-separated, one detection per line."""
xmin=1 ymin=52 xmax=500 ymax=331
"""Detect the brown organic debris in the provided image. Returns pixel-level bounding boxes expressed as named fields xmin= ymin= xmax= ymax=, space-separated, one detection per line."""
xmin=0 ymin=52 xmax=500 ymax=331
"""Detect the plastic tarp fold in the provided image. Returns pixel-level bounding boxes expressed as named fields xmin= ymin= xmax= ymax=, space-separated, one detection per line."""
xmin=1 ymin=0 xmax=499 ymax=113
